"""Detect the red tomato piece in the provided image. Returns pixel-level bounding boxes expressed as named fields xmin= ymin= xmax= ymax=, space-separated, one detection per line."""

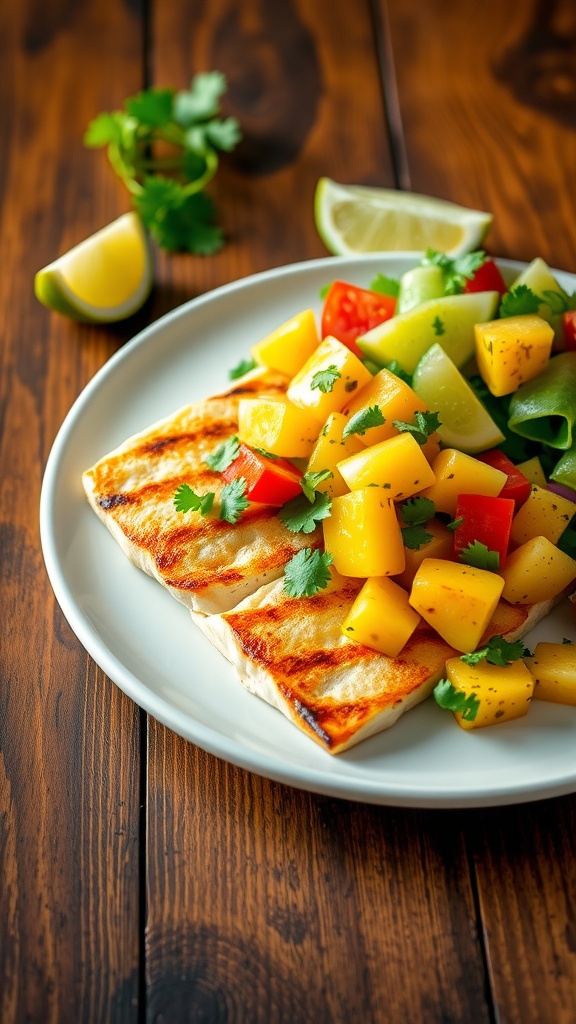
xmin=453 ymin=494 xmax=515 ymax=570
xmin=221 ymin=444 xmax=303 ymax=506
xmin=464 ymin=258 xmax=508 ymax=296
xmin=476 ymin=448 xmax=532 ymax=510
xmin=321 ymin=281 xmax=396 ymax=357
xmin=563 ymin=310 xmax=576 ymax=351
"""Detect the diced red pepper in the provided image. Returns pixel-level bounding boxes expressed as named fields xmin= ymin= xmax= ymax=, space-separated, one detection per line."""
xmin=221 ymin=443 xmax=303 ymax=506
xmin=453 ymin=494 xmax=516 ymax=570
xmin=563 ymin=310 xmax=576 ymax=351
xmin=476 ymin=448 xmax=532 ymax=510
xmin=321 ymin=281 xmax=396 ymax=358
xmin=464 ymin=258 xmax=508 ymax=296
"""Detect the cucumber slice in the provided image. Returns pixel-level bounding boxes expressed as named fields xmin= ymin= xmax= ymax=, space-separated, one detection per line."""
xmin=509 ymin=257 xmax=569 ymax=340
xmin=397 ymin=265 xmax=445 ymax=314
xmin=357 ymin=291 xmax=499 ymax=374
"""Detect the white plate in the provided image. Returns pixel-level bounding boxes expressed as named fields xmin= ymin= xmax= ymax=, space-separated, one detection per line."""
xmin=40 ymin=254 xmax=576 ymax=808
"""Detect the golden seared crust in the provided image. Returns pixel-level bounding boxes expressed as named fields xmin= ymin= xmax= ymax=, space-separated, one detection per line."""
xmin=193 ymin=575 xmax=554 ymax=754
xmin=82 ymin=369 xmax=321 ymax=614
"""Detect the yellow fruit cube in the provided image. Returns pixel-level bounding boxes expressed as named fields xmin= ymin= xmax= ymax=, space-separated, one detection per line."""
xmin=337 ymin=432 xmax=435 ymax=501
xmin=443 ymin=657 xmax=535 ymax=730
xmin=341 ymin=367 xmax=431 ymax=447
xmin=342 ymin=577 xmax=420 ymax=657
xmin=238 ymin=396 xmax=320 ymax=458
xmin=419 ymin=449 xmax=507 ymax=515
xmin=287 ymin=336 xmax=372 ymax=423
xmin=306 ymin=412 xmax=364 ymax=498
xmin=500 ymin=536 xmax=576 ymax=604
xmin=526 ymin=642 xmax=576 ymax=705
xmin=409 ymin=558 xmax=504 ymax=652
xmin=251 ymin=309 xmax=320 ymax=378
xmin=510 ymin=484 xmax=574 ymax=546
xmin=515 ymin=456 xmax=547 ymax=488
xmin=474 ymin=314 xmax=553 ymax=397
xmin=322 ymin=488 xmax=405 ymax=577
xmin=395 ymin=519 xmax=455 ymax=590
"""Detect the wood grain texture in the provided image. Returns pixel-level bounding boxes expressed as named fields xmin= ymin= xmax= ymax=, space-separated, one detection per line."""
xmin=0 ymin=1 xmax=144 ymax=1019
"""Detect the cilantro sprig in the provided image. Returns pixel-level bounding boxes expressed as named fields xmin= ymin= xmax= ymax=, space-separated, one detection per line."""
xmin=174 ymin=484 xmax=215 ymax=515
xmin=399 ymin=497 xmax=436 ymax=550
xmin=458 ymin=539 xmax=500 ymax=571
xmin=421 ymin=249 xmax=487 ymax=294
xmin=84 ymin=72 xmax=241 ymax=253
xmin=283 ymin=548 xmax=333 ymax=598
xmin=499 ymin=284 xmax=541 ymax=318
xmin=461 ymin=635 xmax=529 ymax=666
xmin=433 ymin=679 xmax=480 ymax=722
xmin=205 ymin=435 xmax=239 ymax=472
xmin=279 ymin=470 xmax=333 ymax=534
xmin=229 ymin=357 xmax=257 ymax=380
xmin=310 ymin=365 xmax=341 ymax=394
xmin=393 ymin=411 xmax=441 ymax=446
xmin=342 ymin=405 xmax=385 ymax=439
xmin=219 ymin=477 xmax=250 ymax=523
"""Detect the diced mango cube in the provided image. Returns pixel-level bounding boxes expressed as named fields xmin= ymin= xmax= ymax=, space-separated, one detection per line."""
xmin=341 ymin=367 xmax=431 ymax=448
xmin=500 ymin=536 xmax=576 ymax=604
xmin=515 ymin=456 xmax=547 ymax=488
xmin=337 ymin=432 xmax=435 ymax=501
xmin=419 ymin=449 xmax=507 ymax=516
xmin=287 ymin=336 xmax=372 ymax=423
xmin=342 ymin=577 xmax=420 ymax=657
xmin=251 ymin=309 xmax=320 ymax=378
xmin=322 ymin=488 xmax=405 ymax=577
xmin=305 ymin=412 xmax=364 ymax=498
xmin=238 ymin=396 xmax=320 ymax=458
xmin=526 ymin=642 xmax=576 ymax=705
xmin=395 ymin=519 xmax=455 ymax=590
xmin=474 ymin=314 xmax=553 ymax=397
xmin=510 ymin=484 xmax=575 ymax=546
xmin=444 ymin=657 xmax=535 ymax=730
xmin=409 ymin=558 xmax=504 ymax=652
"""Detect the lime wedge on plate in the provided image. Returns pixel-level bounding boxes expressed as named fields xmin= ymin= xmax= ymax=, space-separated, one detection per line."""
xmin=315 ymin=178 xmax=492 ymax=258
xmin=412 ymin=343 xmax=505 ymax=454
xmin=34 ymin=212 xmax=153 ymax=322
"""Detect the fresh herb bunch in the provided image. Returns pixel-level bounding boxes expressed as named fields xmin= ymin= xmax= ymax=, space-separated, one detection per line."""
xmin=84 ymin=71 xmax=241 ymax=254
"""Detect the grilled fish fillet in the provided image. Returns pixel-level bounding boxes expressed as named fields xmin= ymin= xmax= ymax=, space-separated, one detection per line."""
xmin=82 ymin=369 xmax=321 ymax=614
xmin=193 ymin=573 xmax=555 ymax=753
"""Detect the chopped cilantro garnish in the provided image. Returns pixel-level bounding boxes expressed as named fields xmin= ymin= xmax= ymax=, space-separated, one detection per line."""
xmin=433 ymin=679 xmax=480 ymax=721
xmin=342 ymin=405 xmax=385 ymax=439
xmin=400 ymin=496 xmax=436 ymax=526
xmin=278 ymin=491 xmax=332 ymax=534
xmin=401 ymin=524 xmax=434 ymax=550
xmin=174 ymin=483 xmax=215 ymax=515
xmin=300 ymin=469 xmax=333 ymax=502
xmin=229 ymin=357 xmax=257 ymax=380
xmin=385 ymin=361 xmax=413 ymax=386
xmin=205 ymin=435 xmax=239 ymax=471
xmin=446 ymin=516 xmax=464 ymax=532
xmin=499 ymin=284 xmax=541 ymax=318
xmin=219 ymin=477 xmax=249 ymax=523
xmin=319 ymin=283 xmax=331 ymax=300
xmin=392 ymin=410 xmax=441 ymax=445
xmin=432 ymin=316 xmax=445 ymax=336
xmin=253 ymin=447 xmax=280 ymax=460
xmin=310 ymin=365 xmax=341 ymax=394
xmin=283 ymin=548 xmax=333 ymax=598
xmin=370 ymin=273 xmax=400 ymax=298
xmin=421 ymin=249 xmax=486 ymax=295
xmin=461 ymin=635 xmax=528 ymax=666
xmin=458 ymin=539 xmax=500 ymax=571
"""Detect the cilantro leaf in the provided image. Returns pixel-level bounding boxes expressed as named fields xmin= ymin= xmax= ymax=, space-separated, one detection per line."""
xmin=385 ymin=361 xmax=413 ymax=387
xmin=433 ymin=679 xmax=480 ymax=721
xmin=400 ymin=496 xmax=436 ymax=526
xmin=135 ymin=179 xmax=224 ymax=254
xmin=421 ymin=249 xmax=486 ymax=295
xmin=319 ymin=283 xmax=331 ymax=300
xmin=173 ymin=71 xmax=228 ymax=126
xmin=392 ymin=410 xmax=441 ymax=445
xmin=499 ymin=284 xmax=541 ymax=318
xmin=278 ymin=491 xmax=332 ymax=534
xmin=458 ymin=539 xmax=500 ymax=571
xmin=125 ymin=88 xmax=174 ymax=127
xmin=219 ymin=477 xmax=250 ymax=523
xmin=205 ymin=117 xmax=242 ymax=152
xmin=229 ymin=356 xmax=257 ymax=380
xmin=310 ymin=365 xmax=341 ymax=394
xmin=342 ymin=405 xmax=385 ymax=439
xmin=432 ymin=316 xmax=445 ymax=336
xmin=370 ymin=273 xmax=400 ymax=298
xmin=84 ymin=112 xmax=125 ymax=148
xmin=205 ymin=435 xmax=239 ymax=472
xmin=174 ymin=483 xmax=215 ymax=515
xmin=300 ymin=469 xmax=333 ymax=502
xmin=253 ymin=447 xmax=280 ymax=460
xmin=461 ymin=635 xmax=528 ymax=666
xmin=401 ymin=524 xmax=434 ymax=550
xmin=283 ymin=548 xmax=333 ymax=598
xmin=446 ymin=516 xmax=464 ymax=532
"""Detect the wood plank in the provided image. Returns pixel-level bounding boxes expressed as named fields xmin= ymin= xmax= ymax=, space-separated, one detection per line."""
xmin=0 ymin=1 xmax=145 ymax=1019
xmin=383 ymin=2 xmax=576 ymax=1020
xmin=145 ymin=1 xmax=492 ymax=1019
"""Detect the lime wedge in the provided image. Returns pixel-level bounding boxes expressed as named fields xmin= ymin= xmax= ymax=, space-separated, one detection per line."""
xmin=34 ymin=212 xmax=153 ymax=322
xmin=315 ymin=178 xmax=492 ymax=258
xmin=412 ymin=343 xmax=505 ymax=454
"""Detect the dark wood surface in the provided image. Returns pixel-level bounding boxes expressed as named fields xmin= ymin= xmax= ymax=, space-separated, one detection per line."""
xmin=1 ymin=0 xmax=575 ymax=1021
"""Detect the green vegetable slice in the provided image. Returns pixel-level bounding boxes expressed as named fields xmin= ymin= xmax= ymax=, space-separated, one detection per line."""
xmin=508 ymin=352 xmax=576 ymax=450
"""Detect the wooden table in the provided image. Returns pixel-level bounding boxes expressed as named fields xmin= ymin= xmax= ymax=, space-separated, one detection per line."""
xmin=2 ymin=0 xmax=576 ymax=1020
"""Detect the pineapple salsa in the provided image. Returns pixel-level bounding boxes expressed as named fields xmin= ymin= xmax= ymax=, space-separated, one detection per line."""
xmin=177 ymin=250 xmax=576 ymax=731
